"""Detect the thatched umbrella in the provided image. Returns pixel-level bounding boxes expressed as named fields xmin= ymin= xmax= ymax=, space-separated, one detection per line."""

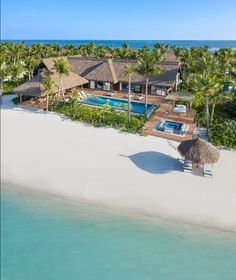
xmin=178 ymin=138 xmax=219 ymax=165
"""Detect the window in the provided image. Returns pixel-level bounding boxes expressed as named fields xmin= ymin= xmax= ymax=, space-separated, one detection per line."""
xmin=151 ymin=86 xmax=165 ymax=95
xmin=121 ymin=83 xmax=141 ymax=93
xmin=94 ymin=81 xmax=111 ymax=91
xmin=103 ymin=82 xmax=111 ymax=91
xmin=95 ymin=81 xmax=103 ymax=89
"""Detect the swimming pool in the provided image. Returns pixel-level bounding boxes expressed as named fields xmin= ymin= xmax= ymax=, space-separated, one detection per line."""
xmin=156 ymin=120 xmax=185 ymax=135
xmin=81 ymin=96 xmax=157 ymax=116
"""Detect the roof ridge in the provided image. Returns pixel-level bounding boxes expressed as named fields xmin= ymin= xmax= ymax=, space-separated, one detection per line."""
xmin=107 ymin=58 xmax=118 ymax=84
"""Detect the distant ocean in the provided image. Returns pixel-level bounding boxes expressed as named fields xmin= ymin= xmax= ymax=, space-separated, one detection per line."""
xmin=2 ymin=40 xmax=236 ymax=50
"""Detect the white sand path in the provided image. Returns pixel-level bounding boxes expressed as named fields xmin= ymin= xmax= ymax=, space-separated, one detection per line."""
xmin=1 ymin=95 xmax=236 ymax=231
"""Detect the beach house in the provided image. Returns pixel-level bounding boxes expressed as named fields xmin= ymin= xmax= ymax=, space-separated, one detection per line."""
xmin=13 ymin=51 xmax=180 ymax=100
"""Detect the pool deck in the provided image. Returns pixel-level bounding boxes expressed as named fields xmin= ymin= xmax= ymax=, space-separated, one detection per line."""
xmin=143 ymin=101 xmax=196 ymax=141
xmin=18 ymin=88 xmax=196 ymax=141
xmin=83 ymin=89 xmax=196 ymax=141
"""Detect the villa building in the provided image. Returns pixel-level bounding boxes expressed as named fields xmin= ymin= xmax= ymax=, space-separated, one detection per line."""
xmin=12 ymin=52 xmax=197 ymax=142
xmin=13 ymin=51 xmax=180 ymax=99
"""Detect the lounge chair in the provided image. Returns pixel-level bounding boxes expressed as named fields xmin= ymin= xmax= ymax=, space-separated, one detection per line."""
xmin=136 ymin=94 xmax=144 ymax=101
xmin=106 ymin=91 xmax=116 ymax=97
xmin=173 ymin=104 xmax=187 ymax=113
xmin=204 ymin=164 xmax=213 ymax=177
xmin=80 ymin=91 xmax=90 ymax=98
xmin=183 ymin=160 xmax=192 ymax=173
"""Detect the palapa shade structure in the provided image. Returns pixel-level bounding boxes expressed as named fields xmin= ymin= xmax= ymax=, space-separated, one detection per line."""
xmin=178 ymin=138 xmax=219 ymax=165
xmin=165 ymin=91 xmax=195 ymax=102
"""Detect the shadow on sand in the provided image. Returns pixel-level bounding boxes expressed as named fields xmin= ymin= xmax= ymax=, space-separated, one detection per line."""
xmin=128 ymin=151 xmax=182 ymax=174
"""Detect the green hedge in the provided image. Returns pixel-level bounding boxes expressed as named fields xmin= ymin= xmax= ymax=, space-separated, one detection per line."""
xmin=49 ymin=102 xmax=146 ymax=134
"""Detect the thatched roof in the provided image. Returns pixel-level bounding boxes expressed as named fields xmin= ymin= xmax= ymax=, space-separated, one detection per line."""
xmin=49 ymin=71 xmax=88 ymax=90
xmin=68 ymin=57 xmax=105 ymax=76
xmin=163 ymin=50 xmax=180 ymax=64
xmin=13 ymin=74 xmax=47 ymax=97
xmin=68 ymin=56 xmax=179 ymax=87
xmin=13 ymin=71 xmax=88 ymax=97
xmin=42 ymin=57 xmax=69 ymax=72
xmin=165 ymin=91 xmax=195 ymax=102
xmin=178 ymin=138 xmax=220 ymax=164
xmin=14 ymin=53 xmax=180 ymax=96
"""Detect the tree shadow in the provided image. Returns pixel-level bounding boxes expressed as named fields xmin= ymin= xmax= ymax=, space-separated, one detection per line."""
xmin=128 ymin=151 xmax=182 ymax=174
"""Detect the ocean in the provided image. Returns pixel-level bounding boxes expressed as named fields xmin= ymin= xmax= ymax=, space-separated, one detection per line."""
xmin=2 ymin=40 xmax=236 ymax=49
xmin=1 ymin=184 xmax=236 ymax=280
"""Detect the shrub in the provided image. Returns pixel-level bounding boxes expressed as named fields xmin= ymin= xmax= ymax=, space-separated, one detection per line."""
xmin=209 ymin=120 xmax=236 ymax=149
xmin=49 ymin=102 xmax=146 ymax=134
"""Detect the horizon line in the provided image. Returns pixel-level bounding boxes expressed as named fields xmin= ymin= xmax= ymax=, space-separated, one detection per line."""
xmin=2 ymin=39 xmax=236 ymax=41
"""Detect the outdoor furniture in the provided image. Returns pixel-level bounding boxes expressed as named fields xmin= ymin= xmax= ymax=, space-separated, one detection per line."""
xmin=178 ymin=138 xmax=219 ymax=177
xmin=136 ymin=94 xmax=144 ymax=101
xmin=173 ymin=104 xmax=187 ymax=113
xmin=154 ymin=89 xmax=166 ymax=96
xmin=106 ymin=91 xmax=116 ymax=97
xmin=204 ymin=164 xmax=213 ymax=177
xmin=80 ymin=91 xmax=90 ymax=98
xmin=183 ymin=160 xmax=192 ymax=172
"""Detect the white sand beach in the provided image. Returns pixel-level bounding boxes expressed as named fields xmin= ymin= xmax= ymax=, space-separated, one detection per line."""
xmin=1 ymin=95 xmax=236 ymax=231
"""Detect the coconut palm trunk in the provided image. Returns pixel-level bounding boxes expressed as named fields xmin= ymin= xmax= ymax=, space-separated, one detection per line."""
xmin=145 ymin=76 xmax=149 ymax=117
xmin=210 ymin=102 xmax=216 ymax=123
xmin=58 ymin=75 xmax=62 ymax=98
xmin=205 ymin=94 xmax=209 ymax=131
xmin=46 ymin=93 xmax=49 ymax=113
xmin=128 ymin=74 xmax=131 ymax=126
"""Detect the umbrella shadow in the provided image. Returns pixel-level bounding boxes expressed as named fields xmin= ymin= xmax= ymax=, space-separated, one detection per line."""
xmin=127 ymin=151 xmax=182 ymax=174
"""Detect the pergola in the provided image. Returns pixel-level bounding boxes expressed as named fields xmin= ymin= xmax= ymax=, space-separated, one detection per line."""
xmin=165 ymin=91 xmax=195 ymax=106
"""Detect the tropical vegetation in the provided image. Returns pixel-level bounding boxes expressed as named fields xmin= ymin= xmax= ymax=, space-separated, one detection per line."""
xmin=176 ymin=46 xmax=236 ymax=148
xmin=1 ymin=41 xmax=235 ymax=147
xmin=49 ymin=100 xmax=145 ymax=134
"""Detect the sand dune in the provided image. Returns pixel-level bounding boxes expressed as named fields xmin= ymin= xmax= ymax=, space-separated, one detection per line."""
xmin=1 ymin=95 xmax=236 ymax=231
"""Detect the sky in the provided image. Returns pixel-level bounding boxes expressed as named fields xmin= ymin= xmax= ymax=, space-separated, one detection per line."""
xmin=1 ymin=0 xmax=236 ymax=40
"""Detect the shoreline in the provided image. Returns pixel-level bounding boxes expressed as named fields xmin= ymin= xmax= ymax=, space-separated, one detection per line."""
xmin=1 ymin=97 xmax=236 ymax=232
xmin=2 ymin=180 xmax=236 ymax=235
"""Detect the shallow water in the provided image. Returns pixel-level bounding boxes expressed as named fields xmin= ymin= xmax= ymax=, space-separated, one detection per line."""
xmin=1 ymin=185 xmax=236 ymax=280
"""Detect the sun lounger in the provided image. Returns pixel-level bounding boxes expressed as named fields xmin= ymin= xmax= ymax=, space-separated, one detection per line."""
xmin=136 ymin=94 xmax=144 ymax=101
xmin=106 ymin=91 xmax=116 ymax=97
xmin=80 ymin=91 xmax=90 ymax=98
xmin=204 ymin=164 xmax=213 ymax=177
xmin=183 ymin=160 xmax=192 ymax=172
xmin=173 ymin=104 xmax=187 ymax=113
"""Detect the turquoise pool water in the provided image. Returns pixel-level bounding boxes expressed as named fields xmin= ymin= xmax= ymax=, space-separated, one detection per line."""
xmin=1 ymin=185 xmax=236 ymax=280
xmin=82 ymin=96 xmax=156 ymax=115
xmin=156 ymin=120 xmax=184 ymax=134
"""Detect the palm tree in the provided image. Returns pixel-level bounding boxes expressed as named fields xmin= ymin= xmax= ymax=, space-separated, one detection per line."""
xmin=9 ymin=62 xmax=25 ymax=85
xmin=24 ymin=56 xmax=39 ymax=80
xmin=136 ymin=49 xmax=162 ymax=116
xmin=54 ymin=59 xmax=71 ymax=99
xmin=192 ymin=74 xmax=220 ymax=130
xmin=43 ymin=76 xmax=56 ymax=112
xmin=124 ymin=64 xmax=136 ymax=126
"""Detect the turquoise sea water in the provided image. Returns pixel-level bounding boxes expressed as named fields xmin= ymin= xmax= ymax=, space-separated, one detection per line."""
xmin=2 ymin=40 xmax=236 ymax=49
xmin=1 ymin=185 xmax=236 ymax=280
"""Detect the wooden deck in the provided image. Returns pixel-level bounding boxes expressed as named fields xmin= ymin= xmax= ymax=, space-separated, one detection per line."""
xmin=19 ymin=88 xmax=196 ymax=141
xmin=143 ymin=100 xmax=196 ymax=141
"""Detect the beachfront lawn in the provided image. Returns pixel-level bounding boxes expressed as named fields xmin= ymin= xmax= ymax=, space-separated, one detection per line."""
xmin=49 ymin=101 xmax=146 ymax=134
